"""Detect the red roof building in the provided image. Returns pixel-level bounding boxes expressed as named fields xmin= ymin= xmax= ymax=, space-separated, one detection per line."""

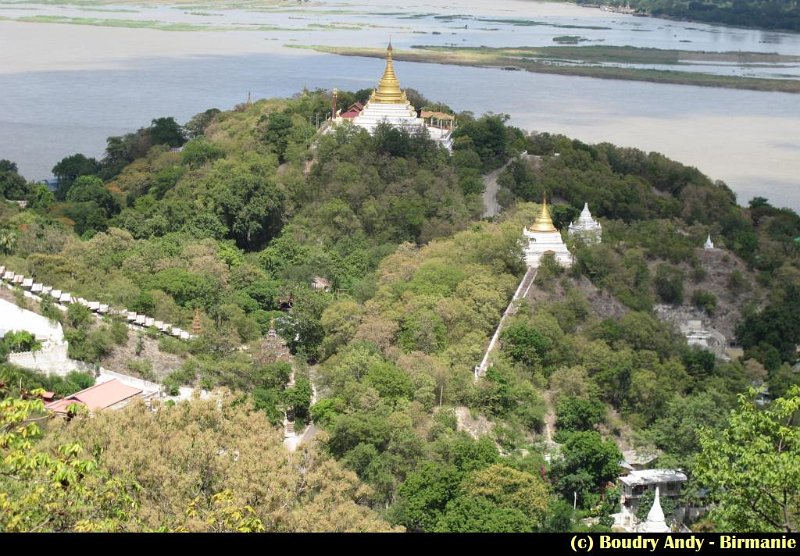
xmin=339 ymin=101 xmax=365 ymax=120
xmin=45 ymin=379 xmax=143 ymax=415
xmin=40 ymin=391 xmax=55 ymax=402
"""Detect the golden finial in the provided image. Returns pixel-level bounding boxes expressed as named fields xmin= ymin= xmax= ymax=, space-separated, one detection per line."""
xmin=371 ymin=40 xmax=408 ymax=104
xmin=529 ymin=194 xmax=557 ymax=233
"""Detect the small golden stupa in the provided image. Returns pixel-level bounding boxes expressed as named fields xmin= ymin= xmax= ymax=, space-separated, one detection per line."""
xmin=528 ymin=195 xmax=557 ymax=233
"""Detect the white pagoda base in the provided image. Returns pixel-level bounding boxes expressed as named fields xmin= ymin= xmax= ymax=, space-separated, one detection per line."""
xmin=523 ymin=227 xmax=573 ymax=268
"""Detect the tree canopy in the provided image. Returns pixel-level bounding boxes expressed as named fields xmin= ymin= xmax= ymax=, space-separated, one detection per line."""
xmin=694 ymin=386 xmax=800 ymax=532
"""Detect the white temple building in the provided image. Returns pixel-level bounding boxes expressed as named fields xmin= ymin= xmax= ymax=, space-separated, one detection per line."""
xmin=333 ymin=42 xmax=454 ymax=149
xmin=568 ymin=202 xmax=602 ymax=244
xmin=523 ymin=197 xmax=573 ymax=268
xmin=704 ymin=234 xmax=714 ymax=250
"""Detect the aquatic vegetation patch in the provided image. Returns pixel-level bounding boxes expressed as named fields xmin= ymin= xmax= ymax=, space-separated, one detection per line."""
xmin=301 ymin=43 xmax=800 ymax=94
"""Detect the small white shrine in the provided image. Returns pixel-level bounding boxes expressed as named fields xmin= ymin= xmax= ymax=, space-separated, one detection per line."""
xmin=568 ymin=202 xmax=602 ymax=244
xmin=523 ymin=197 xmax=573 ymax=268
xmin=638 ymin=487 xmax=671 ymax=533
xmin=704 ymin=234 xmax=714 ymax=250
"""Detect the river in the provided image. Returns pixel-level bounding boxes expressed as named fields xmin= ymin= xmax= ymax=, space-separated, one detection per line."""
xmin=0 ymin=0 xmax=798 ymax=209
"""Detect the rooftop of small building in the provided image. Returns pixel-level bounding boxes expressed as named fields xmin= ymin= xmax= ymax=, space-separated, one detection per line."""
xmin=45 ymin=378 xmax=142 ymax=414
xmin=420 ymin=110 xmax=454 ymax=120
xmin=619 ymin=468 xmax=688 ymax=486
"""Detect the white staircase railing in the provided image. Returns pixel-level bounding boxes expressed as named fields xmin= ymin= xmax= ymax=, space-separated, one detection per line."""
xmin=474 ymin=267 xmax=537 ymax=379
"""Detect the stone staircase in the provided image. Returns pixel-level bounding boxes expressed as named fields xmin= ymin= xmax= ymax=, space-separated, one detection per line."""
xmin=474 ymin=267 xmax=537 ymax=379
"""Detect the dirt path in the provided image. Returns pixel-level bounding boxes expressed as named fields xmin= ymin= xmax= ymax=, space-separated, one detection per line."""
xmin=482 ymin=152 xmax=539 ymax=218
xmin=542 ymin=389 xmax=557 ymax=443
xmin=481 ymin=160 xmax=511 ymax=218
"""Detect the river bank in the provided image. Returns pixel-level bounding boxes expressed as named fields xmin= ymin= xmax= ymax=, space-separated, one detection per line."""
xmin=296 ymin=44 xmax=800 ymax=94
xmin=561 ymin=0 xmax=800 ymax=33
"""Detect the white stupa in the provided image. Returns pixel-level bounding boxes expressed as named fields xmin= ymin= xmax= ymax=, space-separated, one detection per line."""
xmin=704 ymin=234 xmax=714 ymax=250
xmin=568 ymin=202 xmax=602 ymax=244
xmin=523 ymin=196 xmax=573 ymax=268
xmin=639 ymin=487 xmax=671 ymax=533
xmin=335 ymin=42 xmax=454 ymax=149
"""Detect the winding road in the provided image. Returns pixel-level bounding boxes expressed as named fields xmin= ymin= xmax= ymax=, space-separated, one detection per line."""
xmin=482 ymin=152 xmax=536 ymax=218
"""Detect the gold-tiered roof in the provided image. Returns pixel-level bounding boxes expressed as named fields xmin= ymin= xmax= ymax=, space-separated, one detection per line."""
xmin=528 ymin=195 xmax=558 ymax=233
xmin=371 ymin=42 xmax=409 ymax=104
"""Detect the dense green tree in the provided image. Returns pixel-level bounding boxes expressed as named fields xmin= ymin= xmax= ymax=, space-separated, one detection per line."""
xmin=181 ymin=138 xmax=225 ymax=168
xmin=644 ymin=390 xmax=731 ymax=460
xmin=453 ymin=114 xmax=523 ymax=171
xmin=364 ymin=361 xmax=414 ymax=401
xmin=149 ymin=117 xmax=186 ymax=148
xmin=27 ymin=183 xmax=55 ymax=210
xmin=435 ymin=495 xmax=533 ymax=532
xmin=284 ymin=375 xmax=313 ymax=421
xmin=263 ymin=111 xmax=293 ymax=162
xmin=501 ymin=319 xmax=551 ymax=368
xmin=285 ymin=287 xmax=332 ymax=359
xmin=390 ymin=462 xmax=462 ymax=531
xmin=148 ymin=268 xmax=220 ymax=308
xmin=66 ymin=175 xmax=116 ymax=214
xmin=737 ymin=284 xmax=800 ymax=370
xmin=185 ymin=108 xmax=221 ymax=139
xmin=555 ymin=396 xmax=605 ymax=434
xmin=552 ymin=431 xmax=621 ymax=508
xmin=694 ymin=387 xmax=800 ymax=532
xmin=207 ymin=154 xmax=284 ymax=249
xmin=52 ymin=154 xmax=101 ymax=199
xmin=0 ymin=159 xmax=29 ymax=200
xmin=462 ymin=463 xmax=550 ymax=528
xmin=654 ymin=263 xmax=684 ymax=304
xmin=59 ymin=201 xmax=109 ymax=236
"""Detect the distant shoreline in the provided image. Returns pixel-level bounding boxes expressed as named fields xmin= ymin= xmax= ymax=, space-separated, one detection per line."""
xmin=563 ymin=1 xmax=800 ymax=34
xmin=295 ymin=45 xmax=800 ymax=95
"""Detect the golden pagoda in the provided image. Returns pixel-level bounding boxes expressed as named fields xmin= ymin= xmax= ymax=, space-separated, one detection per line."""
xmin=334 ymin=41 xmax=455 ymax=150
xmin=523 ymin=194 xmax=573 ymax=268
xmin=370 ymin=42 xmax=409 ymax=104
xmin=528 ymin=195 xmax=557 ymax=233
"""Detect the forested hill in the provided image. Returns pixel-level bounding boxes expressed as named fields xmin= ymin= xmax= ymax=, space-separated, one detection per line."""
xmin=2 ymin=89 xmax=800 ymax=532
xmin=572 ymin=0 xmax=800 ymax=31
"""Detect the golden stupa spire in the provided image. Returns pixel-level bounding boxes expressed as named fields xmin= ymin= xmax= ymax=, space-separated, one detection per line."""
xmin=529 ymin=194 xmax=558 ymax=233
xmin=371 ymin=40 xmax=408 ymax=104
xmin=191 ymin=308 xmax=203 ymax=335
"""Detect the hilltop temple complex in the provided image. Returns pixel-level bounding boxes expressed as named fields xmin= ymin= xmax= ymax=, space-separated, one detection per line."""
xmin=332 ymin=43 xmax=455 ymax=149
